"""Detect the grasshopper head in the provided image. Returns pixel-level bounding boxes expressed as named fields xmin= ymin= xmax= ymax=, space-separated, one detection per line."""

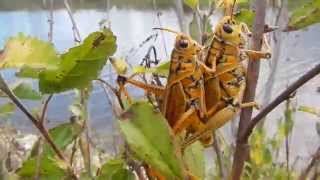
xmin=153 ymin=28 xmax=202 ymax=56
xmin=174 ymin=34 xmax=202 ymax=56
xmin=214 ymin=16 xmax=243 ymax=46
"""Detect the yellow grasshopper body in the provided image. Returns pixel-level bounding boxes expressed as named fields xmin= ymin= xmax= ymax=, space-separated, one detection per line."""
xmin=183 ymin=16 xmax=271 ymax=147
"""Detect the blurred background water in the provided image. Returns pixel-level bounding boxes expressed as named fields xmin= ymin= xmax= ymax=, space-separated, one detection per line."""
xmin=0 ymin=0 xmax=319 ymax=167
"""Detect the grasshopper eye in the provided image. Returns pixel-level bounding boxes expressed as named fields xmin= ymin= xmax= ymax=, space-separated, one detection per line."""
xmin=223 ymin=24 xmax=233 ymax=34
xmin=179 ymin=40 xmax=189 ymax=48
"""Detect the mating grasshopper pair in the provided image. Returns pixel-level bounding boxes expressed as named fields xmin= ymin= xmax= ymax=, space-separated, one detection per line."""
xmin=117 ymin=15 xmax=271 ymax=149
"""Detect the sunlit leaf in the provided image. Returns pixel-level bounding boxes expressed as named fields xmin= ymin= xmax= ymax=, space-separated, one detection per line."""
xmin=16 ymin=157 xmax=70 ymax=180
xmin=0 ymin=103 xmax=15 ymax=120
xmin=184 ymin=0 xmax=199 ymax=10
xmin=97 ymin=158 xmax=134 ymax=180
xmin=118 ymin=102 xmax=185 ymax=179
xmin=183 ymin=142 xmax=205 ymax=179
xmin=235 ymin=9 xmax=256 ymax=28
xmin=110 ymin=57 xmax=128 ymax=75
xmin=286 ymin=0 xmax=320 ymax=31
xmin=0 ymin=33 xmax=59 ymax=69
xmin=298 ymin=105 xmax=320 ymax=117
xmin=31 ymin=122 xmax=82 ymax=157
xmin=12 ymin=82 xmax=41 ymax=100
xmin=39 ymin=28 xmax=117 ymax=94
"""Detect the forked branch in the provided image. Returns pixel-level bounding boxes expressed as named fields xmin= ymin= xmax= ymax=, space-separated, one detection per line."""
xmin=0 ymin=74 xmax=78 ymax=179
xmin=241 ymin=63 xmax=320 ymax=141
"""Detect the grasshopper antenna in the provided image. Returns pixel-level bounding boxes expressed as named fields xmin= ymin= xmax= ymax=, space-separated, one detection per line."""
xmin=152 ymin=27 xmax=180 ymax=35
xmin=231 ymin=0 xmax=237 ymax=19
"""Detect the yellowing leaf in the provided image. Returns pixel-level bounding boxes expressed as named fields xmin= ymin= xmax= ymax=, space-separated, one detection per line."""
xmin=298 ymin=105 xmax=320 ymax=117
xmin=0 ymin=33 xmax=59 ymax=69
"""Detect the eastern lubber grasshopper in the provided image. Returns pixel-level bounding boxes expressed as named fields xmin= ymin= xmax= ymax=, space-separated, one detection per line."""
xmin=117 ymin=28 xmax=216 ymax=146
xmin=182 ymin=15 xmax=272 ymax=147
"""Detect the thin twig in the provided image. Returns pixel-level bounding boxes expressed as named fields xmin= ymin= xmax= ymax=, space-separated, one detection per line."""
xmin=69 ymin=138 xmax=78 ymax=166
xmin=35 ymin=95 xmax=53 ymax=179
xmin=241 ymin=63 xmax=320 ymax=140
xmin=64 ymin=0 xmax=81 ymax=43
xmin=299 ymin=146 xmax=320 ymax=180
xmin=40 ymin=95 xmax=53 ymax=124
xmin=34 ymin=137 xmax=43 ymax=180
xmin=212 ymin=133 xmax=226 ymax=179
xmin=96 ymin=78 xmax=125 ymax=110
xmin=48 ymin=0 xmax=54 ymax=42
xmin=154 ymin=0 xmax=168 ymax=58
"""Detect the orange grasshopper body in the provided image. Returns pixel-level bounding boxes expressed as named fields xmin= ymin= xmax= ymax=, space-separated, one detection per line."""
xmin=117 ymin=28 xmax=215 ymax=145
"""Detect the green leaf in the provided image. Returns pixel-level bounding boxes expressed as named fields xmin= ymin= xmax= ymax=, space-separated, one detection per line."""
xmin=235 ymin=9 xmax=256 ymax=28
xmin=287 ymin=0 xmax=320 ymax=31
xmin=298 ymin=105 xmax=320 ymax=117
xmin=189 ymin=13 xmax=201 ymax=43
xmin=284 ymin=102 xmax=294 ymax=136
xmin=31 ymin=122 xmax=82 ymax=157
xmin=12 ymin=82 xmax=41 ymax=100
xmin=111 ymin=169 xmax=135 ymax=180
xmin=98 ymin=158 xmax=135 ymax=180
xmin=118 ymin=102 xmax=185 ymax=179
xmin=39 ymin=28 xmax=117 ymax=94
xmin=0 ymin=33 xmax=59 ymax=69
xmin=184 ymin=0 xmax=199 ymax=9
xmin=16 ymin=157 xmax=69 ymax=180
xmin=15 ymin=65 xmax=44 ymax=79
xmin=0 ymin=102 xmax=15 ymax=119
xmin=183 ymin=142 xmax=205 ymax=179
xmin=133 ymin=61 xmax=170 ymax=77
